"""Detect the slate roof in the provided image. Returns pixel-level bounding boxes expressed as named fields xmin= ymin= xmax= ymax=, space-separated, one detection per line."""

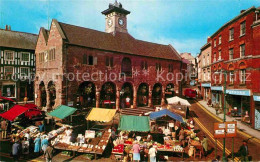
xmin=57 ymin=21 xmax=181 ymax=61
xmin=0 ymin=29 xmax=38 ymax=50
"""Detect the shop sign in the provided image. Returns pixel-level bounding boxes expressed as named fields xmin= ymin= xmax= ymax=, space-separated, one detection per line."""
xmin=214 ymin=121 xmax=237 ymax=138
xmin=253 ymin=95 xmax=260 ymax=102
xmin=202 ymin=83 xmax=211 ymax=88
xmin=211 ymin=86 xmax=223 ymax=91
xmin=85 ymin=130 xmax=95 ymax=138
xmin=226 ymin=89 xmax=251 ymax=96
xmin=68 ymin=101 xmax=74 ymax=107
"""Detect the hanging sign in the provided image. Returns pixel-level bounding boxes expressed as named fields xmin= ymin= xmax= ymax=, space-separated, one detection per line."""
xmin=214 ymin=121 xmax=237 ymax=138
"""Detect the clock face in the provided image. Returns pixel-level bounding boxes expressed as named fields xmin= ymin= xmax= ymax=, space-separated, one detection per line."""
xmin=118 ymin=18 xmax=124 ymax=26
xmin=107 ymin=18 xmax=112 ymax=27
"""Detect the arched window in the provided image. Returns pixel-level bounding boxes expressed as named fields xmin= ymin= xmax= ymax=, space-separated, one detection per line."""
xmin=121 ymin=57 xmax=132 ymax=76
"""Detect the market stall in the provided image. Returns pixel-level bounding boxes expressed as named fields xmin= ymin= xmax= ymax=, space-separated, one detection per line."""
xmin=0 ymin=96 xmax=15 ymax=112
xmin=48 ymin=105 xmax=77 ymax=121
xmin=166 ymin=96 xmax=191 ymax=118
xmin=0 ymin=105 xmax=29 ymax=121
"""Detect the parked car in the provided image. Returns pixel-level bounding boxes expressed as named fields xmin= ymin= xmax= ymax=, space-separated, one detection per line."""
xmin=184 ymin=89 xmax=196 ymax=98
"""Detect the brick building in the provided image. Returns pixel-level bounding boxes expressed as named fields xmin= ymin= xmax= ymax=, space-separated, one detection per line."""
xmin=198 ymin=38 xmax=211 ymax=101
xmin=210 ymin=6 xmax=260 ymax=129
xmin=0 ymin=26 xmax=37 ymax=102
xmin=34 ymin=2 xmax=183 ymax=110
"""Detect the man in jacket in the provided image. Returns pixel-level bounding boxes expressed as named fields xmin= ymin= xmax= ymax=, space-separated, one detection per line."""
xmin=12 ymin=139 xmax=21 ymax=161
xmin=239 ymin=140 xmax=249 ymax=161
xmin=44 ymin=143 xmax=54 ymax=162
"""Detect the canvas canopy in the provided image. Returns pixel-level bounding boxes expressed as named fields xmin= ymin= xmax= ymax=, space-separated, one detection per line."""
xmin=86 ymin=108 xmax=116 ymax=122
xmin=48 ymin=105 xmax=77 ymax=120
xmin=0 ymin=105 xmax=28 ymax=121
xmin=167 ymin=96 xmax=191 ymax=106
xmin=118 ymin=115 xmax=150 ymax=132
xmin=150 ymin=109 xmax=184 ymax=123
xmin=0 ymin=96 xmax=15 ymax=102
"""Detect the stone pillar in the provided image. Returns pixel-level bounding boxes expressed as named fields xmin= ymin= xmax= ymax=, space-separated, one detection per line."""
xmin=46 ymin=89 xmax=51 ymax=110
xmin=148 ymin=85 xmax=153 ymax=107
xmin=96 ymin=87 xmax=100 ymax=108
xmin=37 ymin=84 xmax=42 ymax=107
xmin=133 ymin=86 xmax=137 ymax=109
xmin=161 ymin=85 xmax=165 ymax=106
xmin=116 ymin=87 xmax=120 ymax=110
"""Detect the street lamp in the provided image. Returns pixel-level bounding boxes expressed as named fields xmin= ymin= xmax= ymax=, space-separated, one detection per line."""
xmin=222 ymin=70 xmax=227 ymax=161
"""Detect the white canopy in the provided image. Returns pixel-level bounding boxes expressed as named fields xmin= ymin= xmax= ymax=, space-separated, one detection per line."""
xmin=166 ymin=96 xmax=191 ymax=106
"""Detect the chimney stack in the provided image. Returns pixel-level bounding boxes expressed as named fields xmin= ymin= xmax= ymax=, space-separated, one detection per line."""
xmin=8 ymin=25 xmax=11 ymax=31
xmin=5 ymin=25 xmax=8 ymax=30
xmin=5 ymin=25 xmax=11 ymax=31
xmin=240 ymin=10 xmax=246 ymax=13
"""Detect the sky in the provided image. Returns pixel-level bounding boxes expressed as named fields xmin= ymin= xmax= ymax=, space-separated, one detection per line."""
xmin=0 ymin=0 xmax=259 ymax=56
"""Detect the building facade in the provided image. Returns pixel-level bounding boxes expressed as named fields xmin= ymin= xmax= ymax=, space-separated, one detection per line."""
xmin=210 ymin=6 xmax=260 ymax=129
xmin=180 ymin=52 xmax=197 ymax=86
xmin=34 ymin=2 xmax=183 ymax=110
xmin=198 ymin=39 xmax=211 ymax=101
xmin=0 ymin=27 xmax=37 ymax=102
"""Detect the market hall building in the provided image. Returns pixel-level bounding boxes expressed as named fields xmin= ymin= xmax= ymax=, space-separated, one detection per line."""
xmin=0 ymin=27 xmax=37 ymax=102
xmin=34 ymin=2 xmax=183 ymax=110
xmin=209 ymin=6 xmax=260 ymax=129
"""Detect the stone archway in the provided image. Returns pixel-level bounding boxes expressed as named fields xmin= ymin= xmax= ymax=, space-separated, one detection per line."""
xmin=152 ymin=83 xmax=162 ymax=105
xmin=39 ymin=81 xmax=46 ymax=107
xmin=120 ymin=82 xmax=133 ymax=109
xmin=165 ymin=83 xmax=175 ymax=98
xmin=137 ymin=83 xmax=149 ymax=107
xmin=78 ymin=82 xmax=96 ymax=108
xmin=47 ymin=81 xmax=56 ymax=109
xmin=100 ymin=82 xmax=116 ymax=109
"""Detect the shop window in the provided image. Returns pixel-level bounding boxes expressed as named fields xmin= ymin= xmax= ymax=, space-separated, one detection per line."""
xmin=240 ymin=21 xmax=246 ymax=36
xmin=156 ymin=63 xmax=162 ymax=72
xmin=121 ymin=57 xmax=132 ymax=76
xmin=105 ymin=56 xmax=113 ymax=67
xmin=48 ymin=48 xmax=55 ymax=61
xmin=213 ymin=52 xmax=216 ymax=62
xmin=141 ymin=61 xmax=148 ymax=70
xmin=168 ymin=64 xmax=173 ymax=72
xmin=4 ymin=66 xmax=13 ymax=76
xmin=21 ymin=52 xmax=30 ymax=62
xmin=20 ymin=67 xmax=29 ymax=76
xmin=4 ymin=51 xmax=14 ymax=61
xmin=229 ymin=28 xmax=234 ymax=41
xmin=229 ymin=48 xmax=233 ymax=60
xmin=2 ymin=84 xmax=16 ymax=98
xmin=229 ymin=71 xmax=234 ymax=84
xmin=83 ymin=54 xmax=95 ymax=65
xmin=240 ymin=69 xmax=246 ymax=84
xmin=240 ymin=44 xmax=245 ymax=57
xmin=39 ymin=52 xmax=45 ymax=62
xmin=218 ymin=50 xmax=221 ymax=60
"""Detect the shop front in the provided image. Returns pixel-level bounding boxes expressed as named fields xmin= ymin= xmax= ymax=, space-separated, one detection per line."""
xmin=253 ymin=95 xmax=260 ymax=130
xmin=226 ymin=89 xmax=251 ymax=124
xmin=211 ymin=86 xmax=223 ymax=109
xmin=201 ymin=83 xmax=211 ymax=101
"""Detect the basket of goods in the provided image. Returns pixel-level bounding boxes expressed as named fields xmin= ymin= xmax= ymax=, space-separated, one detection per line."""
xmin=173 ymin=145 xmax=183 ymax=152
xmin=113 ymin=144 xmax=124 ymax=153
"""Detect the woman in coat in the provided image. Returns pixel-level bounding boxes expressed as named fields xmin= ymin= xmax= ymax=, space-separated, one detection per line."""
xmin=34 ymin=135 xmax=41 ymax=155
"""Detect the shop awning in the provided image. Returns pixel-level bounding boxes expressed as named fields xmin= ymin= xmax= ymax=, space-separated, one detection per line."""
xmin=24 ymin=103 xmax=38 ymax=109
xmin=118 ymin=115 xmax=150 ymax=132
xmin=48 ymin=105 xmax=77 ymax=120
xmin=0 ymin=105 xmax=28 ymax=121
xmin=150 ymin=109 xmax=184 ymax=123
xmin=0 ymin=96 xmax=15 ymax=102
xmin=167 ymin=96 xmax=191 ymax=106
xmin=86 ymin=108 xmax=116 ymax=122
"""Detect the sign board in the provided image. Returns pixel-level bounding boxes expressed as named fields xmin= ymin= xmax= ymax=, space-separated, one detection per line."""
xmin=214 ymin=121 xmax=237 ymax=138
xmin=85 ymin=130 xmax=95 ymax=138
xmin=226 ymin=89 xmax=251 ymax=96
xmin=68 ymin=101 xmax=74 ymax=107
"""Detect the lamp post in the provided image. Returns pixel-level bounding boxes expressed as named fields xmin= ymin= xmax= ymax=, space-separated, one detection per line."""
xmin=222 ymin=70 xmax=227 ymax=161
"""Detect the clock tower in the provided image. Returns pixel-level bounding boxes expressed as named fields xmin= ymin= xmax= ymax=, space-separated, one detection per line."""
xmin=102 ymin=1 xmax=130 ymax=34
